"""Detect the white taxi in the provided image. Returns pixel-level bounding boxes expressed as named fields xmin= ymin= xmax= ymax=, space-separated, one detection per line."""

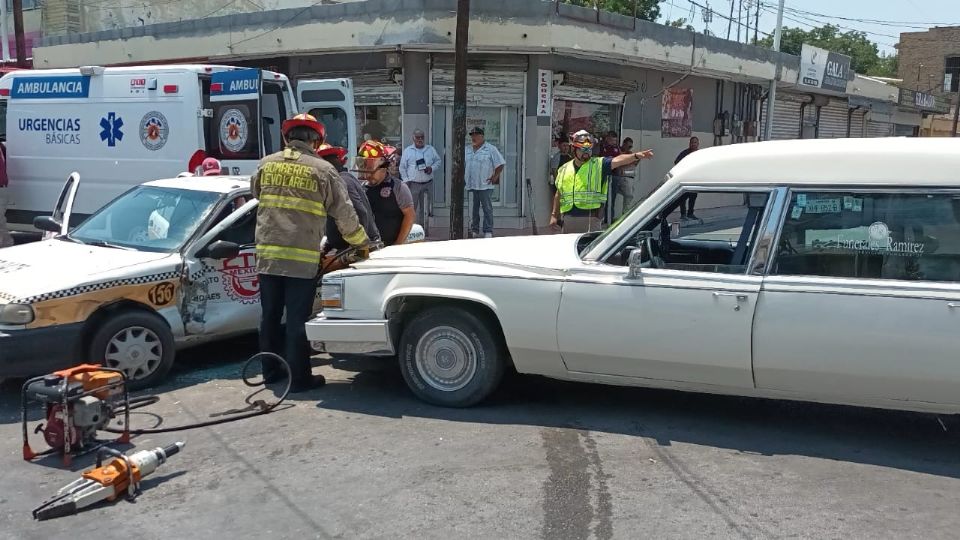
xmin=0 ymin=174 xmax=420 ymax=388
xmin=307 ymin=138 xmax=960 ymax=414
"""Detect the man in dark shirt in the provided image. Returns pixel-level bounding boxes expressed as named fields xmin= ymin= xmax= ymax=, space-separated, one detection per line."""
xmin=548 ymin=134 xmax=572 ymax=196
xmin=317 ymin=144 xmax=381 ymax=257
xmin=599 ymin=131 xmax=621 ymax=158
xmin=674 ymin=136 xmax=700 ymax=220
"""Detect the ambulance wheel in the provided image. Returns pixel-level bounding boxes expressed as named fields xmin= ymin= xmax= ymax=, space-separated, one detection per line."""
xmin=88 ymin=311 xmax=176 ymax=390
xmin=399 ymin=306 xmax=505 ymax=408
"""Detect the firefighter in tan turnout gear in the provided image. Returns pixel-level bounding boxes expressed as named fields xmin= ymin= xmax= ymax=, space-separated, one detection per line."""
xmin=253 ymin=113 xmax=370 ymax=392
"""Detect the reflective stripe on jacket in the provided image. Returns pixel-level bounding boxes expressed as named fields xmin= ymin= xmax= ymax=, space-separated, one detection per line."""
xmin=253 ymin=141 xmax=369 ymax=278
xmin=556 ymin=158 xmax=607 ymax=214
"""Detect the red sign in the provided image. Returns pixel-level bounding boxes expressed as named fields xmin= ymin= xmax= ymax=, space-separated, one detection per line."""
xmin=221 ymin=253 xmax=260 ymax=304
xmin=130 ymin=78 xmax=146 ymax=94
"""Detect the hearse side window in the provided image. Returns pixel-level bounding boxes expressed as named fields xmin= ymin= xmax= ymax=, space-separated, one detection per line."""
xmin=261 ymin=81 xmax=288 ymax=155
xmin=772 ymin=191 xmax=960 ymax=282
xmin=608 ymin=189 xmax=771 ymax=274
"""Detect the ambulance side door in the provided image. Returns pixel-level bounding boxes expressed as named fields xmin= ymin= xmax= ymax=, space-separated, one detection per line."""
xmin=297 ymin=78 xmax=357 ymax=166
xmin=182 ymin=196 xmax=260 ymax=338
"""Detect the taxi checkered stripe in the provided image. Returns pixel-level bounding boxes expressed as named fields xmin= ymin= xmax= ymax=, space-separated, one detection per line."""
xmin=7 ymin=270 xmax=181 ymax=304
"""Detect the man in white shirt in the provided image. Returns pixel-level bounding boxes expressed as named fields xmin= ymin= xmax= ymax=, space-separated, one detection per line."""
xmin=465 ymin=126 xmax=505 ymax=238
xmin=399 ymin=129 xmax=442 ymax=224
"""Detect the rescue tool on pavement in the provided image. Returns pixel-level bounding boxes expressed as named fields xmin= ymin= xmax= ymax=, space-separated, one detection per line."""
xmin=32 ymin=442 xmax=185 ymax=521
xmin=21 ymin=364 xmax=132 ymax=466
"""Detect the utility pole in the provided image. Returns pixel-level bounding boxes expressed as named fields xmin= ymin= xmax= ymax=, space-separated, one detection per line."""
xmin=736 ymin=0 xmax=742 ymax=42
xmin=952 ymin=85 xmax=959 ymax=137
xmin=0 ymin=0 xmax=10 ymax=63
xmin=753 ymin=0 xmax=759 ymax=44
xmin=763 ymin=0 xmax=785 ymax=141
xmin=726 ymin=0 xmax=734 ymax=40
xmin=450 ymin=0 xmax=470 ymax=239
xmin=12 ymin=0 xmax=25 ymax=67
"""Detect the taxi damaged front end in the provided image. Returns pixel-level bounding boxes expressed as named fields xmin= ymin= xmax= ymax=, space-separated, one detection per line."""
xmin=0 ymin=299 xmax=84 ymax=378
xmin=306 ymin=273 xmax=396 ymax=357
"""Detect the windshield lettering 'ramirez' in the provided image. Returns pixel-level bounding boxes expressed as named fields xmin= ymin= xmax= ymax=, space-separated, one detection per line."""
xmin=68 ymin=186 xmax=221 ymax=253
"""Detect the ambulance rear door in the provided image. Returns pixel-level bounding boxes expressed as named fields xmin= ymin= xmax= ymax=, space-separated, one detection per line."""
xmin=209 ymin=68 xmax=263 ymax=176
xmin=260 ymin=70 xmax=295 ymax=159
xmin=297 ymin=78 xmax=358 ymax=166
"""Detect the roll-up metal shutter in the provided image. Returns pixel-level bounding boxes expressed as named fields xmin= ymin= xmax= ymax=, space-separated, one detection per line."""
xmin=431 ymin=69 xmax=525 ymax=106
xmin=866 ymin=120 xmax=893 ymax=137
xmin=817 ymin=100 xmax=849 ymax=138
xmin=553 ymin=73 xmax=637 ymax=105
xmin=849 ymin=109 xmax=865 ymax=137
xmin=430 ymin=54 xmax=529 ymax=71
xmin=771 ymin=99 xmax=802 ymax=140
xmin=297 ymin=69 xmax=401 ymax=104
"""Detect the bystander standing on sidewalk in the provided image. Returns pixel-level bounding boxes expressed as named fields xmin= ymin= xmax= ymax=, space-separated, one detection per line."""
xmin=610 ymin=137 xmax=636 ymax=220
xmin=599 ymin=131 xmax=621 ymax=158
xmin=399 ymin=129 xmax=442 ymax=226
xmin=548 ymin=134 xmax=572 ymax=197
xmin=465 ymin=126 xmax=505 ymax=238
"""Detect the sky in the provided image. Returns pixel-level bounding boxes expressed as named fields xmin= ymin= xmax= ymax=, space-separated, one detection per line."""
xmin=658 ymin=0 xmax=960 ymax=54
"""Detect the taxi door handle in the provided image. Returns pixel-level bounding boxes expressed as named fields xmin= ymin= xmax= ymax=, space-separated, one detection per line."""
xmin=948 ymin=303 xmax=960 ymax=309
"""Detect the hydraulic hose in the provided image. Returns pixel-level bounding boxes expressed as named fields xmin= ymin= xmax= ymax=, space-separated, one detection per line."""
xmin=104 ymin=352 xmax=292 ymax=435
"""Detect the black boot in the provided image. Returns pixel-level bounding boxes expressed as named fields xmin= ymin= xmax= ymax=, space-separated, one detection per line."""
xmin=289 ymin=374 xmax=326 ymax=393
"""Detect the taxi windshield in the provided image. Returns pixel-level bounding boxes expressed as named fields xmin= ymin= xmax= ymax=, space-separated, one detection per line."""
xmin=69 ymin=186 xmax=221 ymax=253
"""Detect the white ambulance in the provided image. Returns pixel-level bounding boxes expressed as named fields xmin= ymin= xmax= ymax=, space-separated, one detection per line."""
xmin=0 ymin=64 xmax=356 ymax=233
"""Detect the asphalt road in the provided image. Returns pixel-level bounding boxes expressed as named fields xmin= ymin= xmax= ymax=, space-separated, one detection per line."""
xmin=2 ymin=340 xmax=959 ymax=539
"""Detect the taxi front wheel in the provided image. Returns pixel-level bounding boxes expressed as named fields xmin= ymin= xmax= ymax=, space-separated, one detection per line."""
xmin=88 ymin=311 xmax=176 ymax=390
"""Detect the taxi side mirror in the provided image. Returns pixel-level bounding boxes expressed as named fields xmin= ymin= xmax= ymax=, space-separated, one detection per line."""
xmin=200 ymin=240 xmax=241 ymax=260
xmin=33 ymin=216 xmax=62 ymax=234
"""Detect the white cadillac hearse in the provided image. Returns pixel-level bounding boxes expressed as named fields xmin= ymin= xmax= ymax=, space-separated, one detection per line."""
xmin=307 ymin=138 xmax=960 ymax=412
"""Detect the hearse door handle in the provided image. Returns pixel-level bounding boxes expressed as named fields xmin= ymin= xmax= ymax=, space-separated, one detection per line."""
xmin=713 ymin=292 xmax=748 ymax=301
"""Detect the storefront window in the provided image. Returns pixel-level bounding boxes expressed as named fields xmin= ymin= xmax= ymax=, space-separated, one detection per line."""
xmin=356 ymin=105 xmax=402 ymax=147
xmin=552 ymin=100 xmax=621 ymax=148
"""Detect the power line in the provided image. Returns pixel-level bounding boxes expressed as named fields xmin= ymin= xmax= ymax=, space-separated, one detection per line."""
xmin=759 ymin=3 xmax=899 ymax=47
xmin=663 ymin=0 xmax=774 ymax=38
xmin=226 ymin=0 xmax=327 ymax=48
xmin=776 ymin=5 xmax=960 ymax=28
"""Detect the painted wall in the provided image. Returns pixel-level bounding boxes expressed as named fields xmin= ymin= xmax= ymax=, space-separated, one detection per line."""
xmin=36 ymin=0 xmax=797 ymax=88
xmin=74 ymin=0 xmax=363 ymax=34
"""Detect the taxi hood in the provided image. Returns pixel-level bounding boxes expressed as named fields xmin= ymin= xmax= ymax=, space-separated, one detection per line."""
xmin=0 ymin=239 xmax=178 ymax=303
xmin=358 ymin=234 xmax=585 ymax=272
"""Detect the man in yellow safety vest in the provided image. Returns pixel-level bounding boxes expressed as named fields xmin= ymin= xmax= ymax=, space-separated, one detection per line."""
xmin=253 ymin=113 xmax=370 ymax=392
xmin=549 ymin=131 xmax=654 ymax=234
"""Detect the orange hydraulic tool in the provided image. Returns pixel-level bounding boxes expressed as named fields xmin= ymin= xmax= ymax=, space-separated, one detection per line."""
xmin=21 ymin=364 xmax=131 ymax=466
xmin=32 ymin=442 xmax=184 ymax=520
